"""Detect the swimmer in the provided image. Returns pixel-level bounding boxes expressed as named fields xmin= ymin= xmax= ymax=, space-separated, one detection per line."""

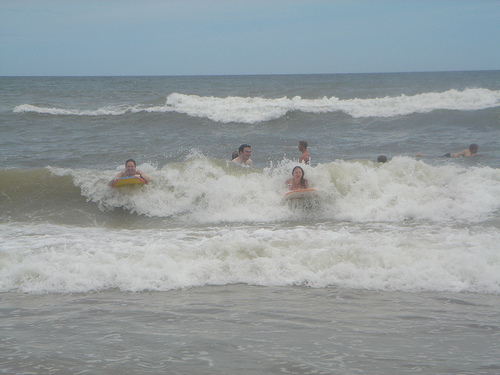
xmin=298 ymin=140 xmax=310 ymax=164
xmin=444 ymin=144 xmax=479 ymax=157
xmin=109 ymin=159 xmax=151 ymax=187
xmin=286 ymin=166 xmax=309 ymax=191
xmin=232 ymin=144 xmax=253 ymax=166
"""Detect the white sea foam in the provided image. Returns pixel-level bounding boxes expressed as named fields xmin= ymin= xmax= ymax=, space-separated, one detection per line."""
xmin=12 ymin=104 xmax=136 ymax=116
xmin=1 ymin=221 xmax=499 ymax=294
xmin=53 ymin=156 xmax=500 ymax=224
xmin=13 ymin=88 xmax=500 ymax=123
xmin=2 ymin=158 xmax=499 ymax=294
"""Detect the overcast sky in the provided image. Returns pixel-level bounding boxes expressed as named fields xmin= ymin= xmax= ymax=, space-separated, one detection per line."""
xmin=1 ymin=0 xmax=499 ymax=76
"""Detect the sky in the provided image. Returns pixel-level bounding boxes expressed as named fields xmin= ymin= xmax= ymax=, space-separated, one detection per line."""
xmin=1 ymin=0 xmax=499 ymax=76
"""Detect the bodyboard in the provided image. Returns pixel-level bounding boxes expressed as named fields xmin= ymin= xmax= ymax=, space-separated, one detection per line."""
xmin=281 ymin=188 xmax=321 ymax=209
xmin=114 ymin=176 xmax=146 ymax=187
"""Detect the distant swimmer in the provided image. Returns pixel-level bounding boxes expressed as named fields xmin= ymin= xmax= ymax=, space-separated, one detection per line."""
xmin=286 ymin=166 xmax=309 ymax=191
xmin=377 ymin=155 xmax=388 ymax=163
xmin=298 ymin=140 xmax=310 ymax=164
xmin=444 ymin=144 xmax=479 ymax=157
xmin=109 ymin=158 xmax=151 ymax=187
xmin=232 ymin=144 xmax=253 ymax=166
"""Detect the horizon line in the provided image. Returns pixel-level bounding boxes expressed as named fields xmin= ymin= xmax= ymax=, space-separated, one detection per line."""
xmin=1 ymin=69 xmax=499 ymax=79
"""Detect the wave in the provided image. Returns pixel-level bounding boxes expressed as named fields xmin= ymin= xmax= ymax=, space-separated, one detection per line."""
xmin=13 ymin=88 xmax=500 ymax=123
xmin=12 ymin=104 xmax=141 ymax=116
xmin=2 ymin=158 xmax=500 ymax=294
xmin=2 ymin=221 xmax=499 ymax=294
xmin=2 ymin=156 xmax=500 ymax=225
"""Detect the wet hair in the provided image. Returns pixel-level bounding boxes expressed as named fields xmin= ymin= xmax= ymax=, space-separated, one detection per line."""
xmin=239 ymin=144 xmax=251 ymax=153
xmin=232 ymin=151 xmax=239 ymax=159
xmin=377 ymin=155 xmax=387 ymax=163
xmin=292 ymin=166 xmax=308 ymax=188
xmin=125 ymin=158 xmax=136 ymax=166
xmin=299 ymin=140 xmax=308 ymax=148
xmin=469 ymin=144 xmax=478 ymax=153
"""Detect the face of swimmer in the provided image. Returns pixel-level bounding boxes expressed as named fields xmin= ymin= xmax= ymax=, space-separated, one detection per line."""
xmin=292 ymin=166 xmax=304 ymax=180
xmin=125 ymin=160 xmax=137 ymax=176
xmin=241 ymin=146 xmax=252 ymax=161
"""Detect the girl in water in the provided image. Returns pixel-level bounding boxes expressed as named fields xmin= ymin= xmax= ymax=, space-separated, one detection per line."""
xmin=286 ymin=166 xmax=309 ymax=191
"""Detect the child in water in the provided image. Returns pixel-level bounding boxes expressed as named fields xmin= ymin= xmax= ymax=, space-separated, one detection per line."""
xmin=286 ymin=166 xmax=309 ymax=191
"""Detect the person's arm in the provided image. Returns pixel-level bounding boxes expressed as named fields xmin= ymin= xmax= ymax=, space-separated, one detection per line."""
xmin=136 ymin=170 xmax=151 ymax=183
xmin=109 ymin=171 xmax=125 ymax=187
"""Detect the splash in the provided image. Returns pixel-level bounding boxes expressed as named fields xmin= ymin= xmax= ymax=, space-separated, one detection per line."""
xmin=2 ymin=158 xmax=500 ymax=294
xmin=2 ymin=157 xmax=499 ymax=225
xmin=59 ymin=157 xmax=500 ymax=223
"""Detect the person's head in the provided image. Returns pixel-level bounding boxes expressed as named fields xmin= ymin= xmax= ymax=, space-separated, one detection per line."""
xmin=232 ymin=151 xmax=239 ymax=160
xmin=298 ymin=141 xmax=308 ymax=150
xmin=377 ymin=155 xmax=387 ymax=163
xmin=238 ymin=144 xmax=252 ymax=160
xmin=125 ymin=159 xmax=137 ymax=176
xmin=292 ymin=166 xmax=304 ymax=179
xmin=292 ymin=166 xmax=307 ymax=188
xmin=469 ymin=144 xmax=478 ymax=153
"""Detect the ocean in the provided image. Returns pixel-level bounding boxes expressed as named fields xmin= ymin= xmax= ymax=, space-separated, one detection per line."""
xmin=1 ymin=71 xmax=500 ymax=374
